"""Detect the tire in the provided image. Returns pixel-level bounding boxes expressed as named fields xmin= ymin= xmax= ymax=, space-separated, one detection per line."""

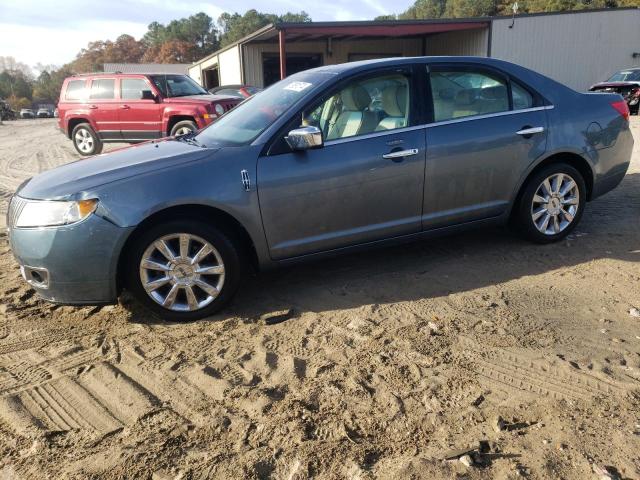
xmin=71 ymin=123 xmax=103 ymax=156
xmin=513 ymin=163 xmax=586 ymax=244
xmin=170 ymin=120 xmax=197 ymax=137
xmin=126 ymin=219 xmax=242 ymax=321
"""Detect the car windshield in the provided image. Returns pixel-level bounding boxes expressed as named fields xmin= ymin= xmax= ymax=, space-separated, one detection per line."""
xmin=607 ymin=70 xmax=640 ymax=82
xmin=149 ymin=74 xmax=208 ymax=98
xmin=195 ymin=71 xmax=333 ymax=147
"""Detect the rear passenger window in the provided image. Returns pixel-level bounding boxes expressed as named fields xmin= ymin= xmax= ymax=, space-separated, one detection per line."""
xmin=65 ymin=80 xmax=87 ymax=101
xmin=512 ymin=81 xmax=534 ymax=110
xmin=429 ymin=70 xmax=509 ymax=122
xmin=121 ymin=78 xmax=149 ymax=99
xmin=90 ymin=79 xmax=115 ymax=100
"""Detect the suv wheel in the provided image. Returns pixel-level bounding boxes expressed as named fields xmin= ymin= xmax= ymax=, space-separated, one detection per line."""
xmin=72 ymin=123 xmax=103 ymax=156
xmin=126 ymin=219 xmax=242 ymax=321
xmin=170 ymin=120 xmax=197 ymax=137
xmin=514 ymin=163 xmax=586 ymax=243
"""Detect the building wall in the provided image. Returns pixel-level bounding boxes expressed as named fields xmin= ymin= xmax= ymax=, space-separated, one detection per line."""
xmin=491 ymin=9 xmax=640 ymax=91
xmin=243 ymin=38 xmax=423 ymax=87
xmin=218 ymin=46 xmax=243 ymax=85
xmin=424 ymin=28 xmax=489 ymax=56
xmin=188 ymin=64 xmax=202 ymax=85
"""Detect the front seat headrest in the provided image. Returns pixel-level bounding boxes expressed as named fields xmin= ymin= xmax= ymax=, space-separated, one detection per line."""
xmin=341 ymin=85 xmax=371 ymax=111
xmin=381 ymin=85 xmax=407 ymax=117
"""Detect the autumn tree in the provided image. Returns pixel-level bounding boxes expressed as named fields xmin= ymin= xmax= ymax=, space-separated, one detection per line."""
xmin=142 ymin=13 xmax=219 ymax=62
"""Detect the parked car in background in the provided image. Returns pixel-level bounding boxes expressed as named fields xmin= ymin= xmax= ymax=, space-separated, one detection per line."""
xmin=56 ymin=73 xmax=241 ymax=156
xmin=208 ymin=84 xmax=262 ymax=99
xmin=53 ymin=108 xmax=59 ymax=118
xmin=19 ymin=109 xmax=35 ymax=119
xmin=589 ymin=67 xmax=640 ymax=115
xmin=37 ymin=107 xmax=52 ymax=118
xmin=8 ymin=57 xmax=633 ymax=321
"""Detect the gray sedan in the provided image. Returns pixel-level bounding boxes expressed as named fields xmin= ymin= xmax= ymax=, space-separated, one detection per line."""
xmin=7 ymin=57 xmax=634 ymax=321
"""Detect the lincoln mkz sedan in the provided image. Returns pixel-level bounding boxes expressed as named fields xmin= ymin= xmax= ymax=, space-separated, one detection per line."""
xmin=7 ymin=57 xmax=633 ymax=321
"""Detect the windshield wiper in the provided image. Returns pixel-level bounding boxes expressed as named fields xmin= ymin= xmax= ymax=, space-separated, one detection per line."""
xmin=175 ymin=131 xmax=206 ymax=148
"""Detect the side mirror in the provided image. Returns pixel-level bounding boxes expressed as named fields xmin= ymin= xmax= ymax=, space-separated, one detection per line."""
xmin=285 ymin=126 xmax=323 ymax=151
xmin=141 ymin=90 xmax=157 ymax=102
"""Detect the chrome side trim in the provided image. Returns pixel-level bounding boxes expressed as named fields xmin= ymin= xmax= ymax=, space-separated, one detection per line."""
xmin=321 ymin=105 xmax=554 ymax=147
xmin=426 ymin=106 xmax=554 ymax=129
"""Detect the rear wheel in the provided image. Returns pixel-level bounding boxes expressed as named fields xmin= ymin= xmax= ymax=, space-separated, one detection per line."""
xmin=170 ymin=120 xmax=197 ymax=137
xmin=514 ymin=163 xmax=586 ymax=243
xmin=72 ymin=123 xmax=103 ymax=156
xmin=126 ymin=219 xmax=242 ymax=321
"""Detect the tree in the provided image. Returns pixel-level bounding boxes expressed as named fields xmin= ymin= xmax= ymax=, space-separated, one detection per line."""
xmin=0 ymin=70 xmax=32 ymax=100
xmin=218 ymin=10 xmax=311 ymax=47
xmin=0 ymin=56 xmax=33 ymax=77
xmin=143 ymin=40 xmax=195 ymax=63
xmin=142 ymin=13 xmax=219 ymax=61
xmin=71 ymin=34 xmax=145 ymax=73
xmin=443 ymin=0 xmax=496 ymax=17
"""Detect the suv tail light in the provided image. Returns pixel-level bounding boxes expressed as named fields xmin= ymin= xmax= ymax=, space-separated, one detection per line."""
xmin=610 ymin=100 xmax=630 ymax=121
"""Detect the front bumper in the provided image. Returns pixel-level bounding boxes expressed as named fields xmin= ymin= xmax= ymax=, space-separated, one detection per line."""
xmin=7 ymin=213 xmax=134 ymax=304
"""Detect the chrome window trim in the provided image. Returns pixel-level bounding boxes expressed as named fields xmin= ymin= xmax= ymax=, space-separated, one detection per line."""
xmin=427 ymin=105 xmax=554 ymax=128
xmin=322 ymin=105 xmax=554 ymax=147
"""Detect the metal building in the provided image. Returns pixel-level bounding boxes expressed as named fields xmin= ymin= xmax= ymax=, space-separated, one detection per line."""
xmin=189 ymin=7 xmax=640 ymax=92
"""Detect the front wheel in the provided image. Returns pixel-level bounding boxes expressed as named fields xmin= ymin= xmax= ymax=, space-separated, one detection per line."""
xmin=170 ymin=120 xmax=197 ymax=137
xmin=126 ymin=220 xmax=242 ymax=321
xmin=72 ymin=123 xmax=103 ymax=156
xmin=513 ymin=163 xmax=586 ymax=243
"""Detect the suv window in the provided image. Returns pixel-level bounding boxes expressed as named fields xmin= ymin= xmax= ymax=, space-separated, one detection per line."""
xmin=149 ymin=74 xmax=208 ymax=98
xmin=304 ymin=73 xmax=411 ymax=141
xmin=121 ymin=78 xmax=150 ymax=100
xmin=66 ymin=80 xmax=87 ymax=101
xmin=429 ymin=69 xmax=509 ymax=122
xmin=90 ymin=79 xmax=115 ymax=100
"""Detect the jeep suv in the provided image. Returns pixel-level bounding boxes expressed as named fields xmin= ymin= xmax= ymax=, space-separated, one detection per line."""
xmin=57 ymin=73 xmax=240 ymax=156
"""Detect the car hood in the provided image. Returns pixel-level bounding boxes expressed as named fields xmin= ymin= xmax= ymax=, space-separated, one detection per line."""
xmin=18 ymin=139 xmax=216 ymax=200
xmin=162 ymin=94 xmax=237 ymax=104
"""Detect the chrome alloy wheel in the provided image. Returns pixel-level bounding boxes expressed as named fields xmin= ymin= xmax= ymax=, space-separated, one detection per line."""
xmin=75 ymin=128 xmax=94 ymax=153
xmin=174 ymin=126 xmax=193 ymax=136
xmin=531 ymin=173 xmax=580 ymax=235
xmin=139 ymin=233 xmax=225 ymax=312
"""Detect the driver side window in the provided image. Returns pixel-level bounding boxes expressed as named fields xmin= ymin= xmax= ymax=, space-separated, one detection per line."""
xmin=304 ymin=73 xmax=411 ymax=142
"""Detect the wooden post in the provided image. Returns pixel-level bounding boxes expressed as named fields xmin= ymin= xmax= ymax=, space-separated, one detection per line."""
xmin=279 ymin=29 xmax=286 ymax=80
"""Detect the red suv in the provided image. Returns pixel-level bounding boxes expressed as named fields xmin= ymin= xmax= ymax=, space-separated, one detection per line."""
xmin=57 ymin=73 xmax=240 ymax=156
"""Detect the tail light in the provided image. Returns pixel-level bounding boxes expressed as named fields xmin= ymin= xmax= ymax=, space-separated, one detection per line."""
xmin=610 ymin=100 xmax=630 ymax=121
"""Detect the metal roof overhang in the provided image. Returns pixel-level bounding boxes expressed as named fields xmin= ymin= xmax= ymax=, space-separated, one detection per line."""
xmin=279 ymin=22 xmax=489 ymax=38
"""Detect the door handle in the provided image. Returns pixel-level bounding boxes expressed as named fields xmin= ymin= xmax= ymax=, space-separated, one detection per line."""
xmin=120 ymin=105 xmax=130 ymax=110
xmin=382 ymin=148 xmax=419 ymax=160
xmin=516 ymin=126 xmax=545 ymax=136
xmin=88 ymin=105 xmax=98 ymax=109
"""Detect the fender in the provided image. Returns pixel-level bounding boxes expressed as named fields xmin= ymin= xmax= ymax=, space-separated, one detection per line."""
xmin=506 ymin=146 xmax=596 ymax=217
xmin=63 ymin=111 xmax=98 ymax=137
xmin=161 ymin=106 xmax=202 ymax=135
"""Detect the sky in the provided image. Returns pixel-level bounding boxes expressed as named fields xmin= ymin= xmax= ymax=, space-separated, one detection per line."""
xmin=0 ymin=0 xmax=415 ymax=70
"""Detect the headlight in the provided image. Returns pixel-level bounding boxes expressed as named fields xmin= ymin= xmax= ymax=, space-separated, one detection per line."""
xmin=15 ymin=199 xmax=98 ymax=228
xmin=214 ymin=103 xmax=225 ymax=116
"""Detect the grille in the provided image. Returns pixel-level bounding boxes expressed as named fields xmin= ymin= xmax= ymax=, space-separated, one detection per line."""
xmin=7 ymin=196 xmax=27 ymax=228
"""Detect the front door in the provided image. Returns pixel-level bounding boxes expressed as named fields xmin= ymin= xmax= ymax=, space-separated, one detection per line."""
xmin=118 ymin=77 xmax=163 ymax=141
xmin=257 ymin=69 xmax=426 ymax=260
xmin=422 ymin=65 xmax=548 ymax=229
xmin=87 ymin=78 xmax=120 ymax=141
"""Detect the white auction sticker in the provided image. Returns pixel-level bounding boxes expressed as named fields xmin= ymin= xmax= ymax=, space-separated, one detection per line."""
xmin=284 ymin=81 xmax=312 ymax=92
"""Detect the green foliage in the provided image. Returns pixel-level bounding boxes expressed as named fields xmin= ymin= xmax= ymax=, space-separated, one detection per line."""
xmin=142 ymin=12 xmax=219 ymax=61
xmin=218 ymin=10 xmax=311 ymax=47
xmin=387 ymin=0 xmax=638 ymax=19
xmin=0 ymin=70 xmax=33 ymax=100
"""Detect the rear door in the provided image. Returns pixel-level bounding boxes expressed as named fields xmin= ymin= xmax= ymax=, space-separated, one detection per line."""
xmin=422 ymin=64 xmax=548 ymax=229
xmin=87 ymin=78 xmax=120 ymax=141
xmin=118 ymin=76 xmax=163 ymax=141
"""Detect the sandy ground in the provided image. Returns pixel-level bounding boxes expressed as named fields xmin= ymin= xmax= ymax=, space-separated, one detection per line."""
xmin=0 ymin=118 xmax=639 ymax=480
